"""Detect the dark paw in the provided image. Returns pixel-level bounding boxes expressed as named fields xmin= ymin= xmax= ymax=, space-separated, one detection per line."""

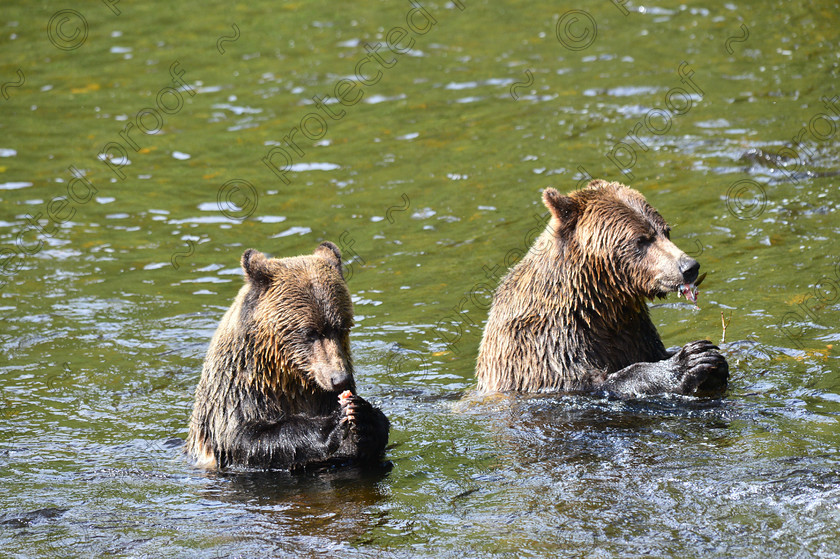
xmin=339 ymin=393 xmax=377 ymax=443
xmin=337 ymin=393 xmax=387 ymax=460
xmin=673 ymin=340 xmax=729 ymax=397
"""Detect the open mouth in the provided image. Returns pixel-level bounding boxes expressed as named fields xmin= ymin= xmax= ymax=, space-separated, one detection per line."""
xmin=675 ymin=272 xmax=706 ymax=304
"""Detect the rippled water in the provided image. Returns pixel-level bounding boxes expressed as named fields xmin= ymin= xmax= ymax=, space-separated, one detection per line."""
xmin=2 ymin=1 xmax=839 ymax=557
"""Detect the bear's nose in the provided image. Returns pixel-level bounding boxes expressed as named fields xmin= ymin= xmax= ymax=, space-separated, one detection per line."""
xmin=679 ymin=257 xmax=700 ymax=284
xmin=330 ymin=370 xmax=352 ymax=392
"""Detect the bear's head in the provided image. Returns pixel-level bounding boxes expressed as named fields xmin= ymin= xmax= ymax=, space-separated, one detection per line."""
xmin=542 ymin=180 xmax=700 ymax=302
xmin=239 ymin=241 xmax=356 ymax=394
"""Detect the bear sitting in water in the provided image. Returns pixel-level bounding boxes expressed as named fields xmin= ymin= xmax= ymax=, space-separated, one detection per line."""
xmin=186 ymin=242 xmax=389 ymax=470
xmin=475 ymin=180 xmax=729 ymax=398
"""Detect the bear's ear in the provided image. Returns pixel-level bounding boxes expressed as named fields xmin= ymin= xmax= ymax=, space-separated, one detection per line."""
xmin=542 ymin=187 xmax=580 ymax=231
xmin=313 ymin=241 xmax=344 ymax=278
xmin=241 ymin=249 xmax=273 ymax=285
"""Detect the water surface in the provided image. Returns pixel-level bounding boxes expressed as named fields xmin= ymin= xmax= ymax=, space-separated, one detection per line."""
xmin=1 ymin=1 xmax=839 ymax=557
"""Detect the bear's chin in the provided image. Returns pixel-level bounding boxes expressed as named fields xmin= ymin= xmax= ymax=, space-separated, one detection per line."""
xmin=646 ymin=284 xmax=682 ymax=301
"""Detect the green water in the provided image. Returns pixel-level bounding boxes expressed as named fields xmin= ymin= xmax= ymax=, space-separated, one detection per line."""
xmin=2 ymin=0 xmax=839 ymax=557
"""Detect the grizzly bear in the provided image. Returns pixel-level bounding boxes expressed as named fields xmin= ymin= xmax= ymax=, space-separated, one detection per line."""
xmin=475 ymin=180 xmax=729 ymax=397
xmin=186 ymin=242 xmax=389 ymax=470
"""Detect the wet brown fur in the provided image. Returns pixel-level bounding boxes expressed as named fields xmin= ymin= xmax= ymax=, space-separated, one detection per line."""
xmin=476 ymin=180 xmax=704 ymax=393
xmin=186 ymin=242 xmax=388 ymax=469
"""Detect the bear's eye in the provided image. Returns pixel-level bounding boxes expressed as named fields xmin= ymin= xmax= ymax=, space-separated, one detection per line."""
xmin=633 ymin=235 xmax=654 ymax=255
xmin=635 ymin=235 xmax=653 ymax=247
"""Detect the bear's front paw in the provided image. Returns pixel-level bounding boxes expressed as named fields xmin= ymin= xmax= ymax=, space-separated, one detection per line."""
xmin=337 ymin=392 xmax=385 ymax=455
xmin=672 ymin=340 xmax=729 ymax=397
xmin=339 ymin=392 xmax=371 ymax=432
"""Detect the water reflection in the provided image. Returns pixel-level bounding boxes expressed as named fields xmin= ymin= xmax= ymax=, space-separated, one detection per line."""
xmin=201 ymin=465 xmax=393 ymax=548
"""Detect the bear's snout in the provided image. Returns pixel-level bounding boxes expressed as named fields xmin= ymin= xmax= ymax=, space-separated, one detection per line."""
xmin=329 ymin=370 xmax=353 ymax=393
xmin=679 ymin=257 xmax=700 ymax=284
xmin=310 ymin=337 xmax=353 ymax=391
